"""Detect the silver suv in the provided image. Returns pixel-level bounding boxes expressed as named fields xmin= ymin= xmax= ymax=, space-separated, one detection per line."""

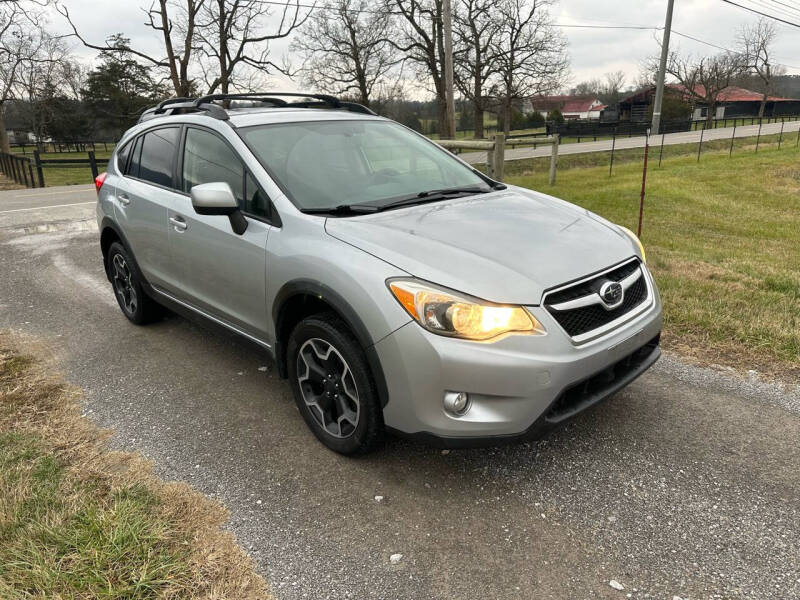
xmin=96 ymin=93 xmax=662 ymax=455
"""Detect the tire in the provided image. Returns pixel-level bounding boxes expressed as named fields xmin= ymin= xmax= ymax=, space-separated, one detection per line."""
xmin=287 ymin=312 xmax=384 ymax=455
xmin=107 ymin=241 xmax=162 ymax=325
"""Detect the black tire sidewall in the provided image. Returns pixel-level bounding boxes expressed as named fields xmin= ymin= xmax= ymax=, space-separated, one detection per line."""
xmin=287 ymin=315 xmax=383 ymax=455
xmin=107 ymin=241 xmax=148 ymax=324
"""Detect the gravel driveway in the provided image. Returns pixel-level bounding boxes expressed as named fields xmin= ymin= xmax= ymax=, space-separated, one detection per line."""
xmin=1 ymin=186 xmax=799 ymax=600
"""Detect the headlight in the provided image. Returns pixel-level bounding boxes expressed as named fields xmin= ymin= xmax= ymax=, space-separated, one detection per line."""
xmin=619 ymin=225 xmax=646 ymax=263
xmin=388 ymin=279 xmax=545 ymax=341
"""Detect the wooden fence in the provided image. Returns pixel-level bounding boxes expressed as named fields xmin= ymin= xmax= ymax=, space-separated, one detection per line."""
xmin=0 ymin=152 xmax=37 ymax=188
xmin=437 ymin=133 xmax=560 ymax=185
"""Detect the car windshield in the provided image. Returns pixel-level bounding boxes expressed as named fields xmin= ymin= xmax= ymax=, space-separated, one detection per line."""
xmin=238 ymin=119 xmax=491 ymax=212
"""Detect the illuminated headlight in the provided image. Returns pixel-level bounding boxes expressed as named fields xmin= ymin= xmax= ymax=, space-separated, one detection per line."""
xmin=388 ymin=279 xmax=545 ymax=341
xmin=619 ymin=225 xmax=646 ymax=263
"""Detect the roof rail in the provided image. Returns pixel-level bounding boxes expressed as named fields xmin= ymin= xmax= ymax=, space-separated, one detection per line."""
xmin=138 ymin=91 xmax=377 ymax=124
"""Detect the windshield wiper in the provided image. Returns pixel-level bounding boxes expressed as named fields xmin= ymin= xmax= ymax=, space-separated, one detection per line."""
xmin=375 ymin=186 xmax=489 ymax=212
xmin=300 ymin=204 xmax=379 ymax=216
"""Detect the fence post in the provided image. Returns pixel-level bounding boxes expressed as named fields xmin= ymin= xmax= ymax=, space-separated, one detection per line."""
xmin=33 ymin=150 xmax=45 ymax=187
xmin=609 ymin=131 xmax=616 ymax=176
xmin=778 ymin=119 xmax=785 ymax=149
xmin=730 ymin=123 xmax=736 ymax=157
xmin=548 ymin=134 xmax=559 ymax=186
xmin=486 ymin=145 xmax=495 ymax=179
xmin=492 ymin=133 xmax=505 ymax=182
xmin=755 ymin=119 xmax=762 ymax=153
xmin=658 ymin=132 xmax=665 ymax=167
xmin=88 ymin=150 xmax=99 ymax=180
xmin=27 ymin=160 xmax=35 ymax=188
xmin=697 ymin=124 xmax=705 ymax=162
xmin=796 ymin=125 xmax=800 ymax=148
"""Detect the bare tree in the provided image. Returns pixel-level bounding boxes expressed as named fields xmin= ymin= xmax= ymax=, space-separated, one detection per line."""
xmin=384 ymin=0 xmax=453 ymax=137
xmin=59 ymin=0 xmax=204 ymax=97
xmin=491 ymin=0 xmax=569 ymax=135
xmin=0 ymin=0 xmax=56 ymax=151
xmin=291 ymin=0 xmax=395 ymax=106
xmin=665 ymin=50 xmax=745 ymax=126
xmin=194 ymin=0 xmax=312 ymax=94
xmin=602 ymin=70 xmax=626 ymax=105
xmin=738 ymin=18 xmax=784 ymax=118
xmin=452 ymin=0 xmax=500 ymax=138
xmin=16 ymin=32 xmax=71 ymax=143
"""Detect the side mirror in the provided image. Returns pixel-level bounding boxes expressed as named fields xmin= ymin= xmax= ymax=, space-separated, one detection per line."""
xmin=190 ymin=182 xmax=248 ymax=234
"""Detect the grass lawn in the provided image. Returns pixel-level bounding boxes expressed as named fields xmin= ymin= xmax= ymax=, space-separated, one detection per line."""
xmin=505 ymin=137 xmax=800 ymax=380
xmin=0 ymin=336 xmax=269 ymax=599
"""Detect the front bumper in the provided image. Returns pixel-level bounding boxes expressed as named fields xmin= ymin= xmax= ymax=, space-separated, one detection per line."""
xmin=375 ymin=268 xmax=663 ymax=446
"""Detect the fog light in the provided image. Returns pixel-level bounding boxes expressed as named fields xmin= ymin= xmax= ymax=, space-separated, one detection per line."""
xmin=443 ymin=391 xmax=470 ymax=416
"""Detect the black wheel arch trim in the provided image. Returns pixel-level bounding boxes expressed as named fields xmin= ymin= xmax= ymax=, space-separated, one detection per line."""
xmin=100 ymin=218 xmax=143 ymax=283
xmin=273 ymin=279 xmax=390 ymax=408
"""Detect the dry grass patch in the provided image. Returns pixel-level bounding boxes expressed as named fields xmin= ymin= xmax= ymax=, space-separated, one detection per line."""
xmin=0 ymin=332 xmax=270 ymax=599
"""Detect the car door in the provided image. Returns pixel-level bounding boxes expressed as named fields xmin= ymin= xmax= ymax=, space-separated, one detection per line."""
xmin=113 ymin=126 xmax=183 ymax=291
xmin=168 ymin=125 xmax=273 ymax=339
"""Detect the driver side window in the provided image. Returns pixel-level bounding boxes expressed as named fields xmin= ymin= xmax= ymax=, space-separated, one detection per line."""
xmin=182 ymin=128 xmax=244 ymax=204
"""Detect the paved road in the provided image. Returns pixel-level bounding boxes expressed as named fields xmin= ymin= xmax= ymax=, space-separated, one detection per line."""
xmin=460 ymin=120 xmax=800 ymax=165
xmin=2 ymin=187 xmax=799 ymax=600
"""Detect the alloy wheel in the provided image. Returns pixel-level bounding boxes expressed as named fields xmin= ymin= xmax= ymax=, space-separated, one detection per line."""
xmin=112 ymin=253 xmax=137 ymax=315
xmin=296 ymin=338 xmax=360 ymax=438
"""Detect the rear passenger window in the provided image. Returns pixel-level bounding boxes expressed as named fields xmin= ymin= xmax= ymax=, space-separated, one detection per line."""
xmin=116 ymin=141 xmax=132 ymax=173
xmin=182 ymin=128 xmax=244 ymax=204
xmin=126 ymin=136 xmax=143 ymax=178
xmin=138 ymin=127 xmax=179 ymax=187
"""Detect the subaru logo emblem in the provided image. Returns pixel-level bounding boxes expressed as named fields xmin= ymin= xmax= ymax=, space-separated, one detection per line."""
xmin=599 ymin=281 xmax=624 ymax=307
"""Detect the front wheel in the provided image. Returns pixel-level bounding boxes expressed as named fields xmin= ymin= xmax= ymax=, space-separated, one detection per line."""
xmin=287 ymin=313 xmax=384 ymax=455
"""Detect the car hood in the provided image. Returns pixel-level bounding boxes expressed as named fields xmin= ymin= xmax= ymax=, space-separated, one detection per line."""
xmin=324 ymin=186 xmax=637 ymax=305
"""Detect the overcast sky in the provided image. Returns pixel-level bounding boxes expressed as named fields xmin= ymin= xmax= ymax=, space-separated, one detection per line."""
xmin=49 ymin=0 xmax=800 ymax=95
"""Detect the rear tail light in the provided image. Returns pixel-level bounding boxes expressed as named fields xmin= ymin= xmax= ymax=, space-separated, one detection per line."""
xmin=95 ymin=172 xmax=107 ymax=194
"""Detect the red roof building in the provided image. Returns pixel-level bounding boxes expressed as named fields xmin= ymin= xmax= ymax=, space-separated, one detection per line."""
xmin=530 ymin=95 xmax=606 ymax=119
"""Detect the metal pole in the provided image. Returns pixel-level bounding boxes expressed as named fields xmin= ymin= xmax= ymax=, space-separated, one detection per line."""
xmin=609 ymin=131 xmax=616 ymax=176
xmin=638 ymin=131 xmax=650 ymax=238
xmin=778 ymin=119 xmax=784 ymax=149
xmin=697 ymin=124 xmax=704 ymax=162
xmin=730 ymin=123 xmax=736 ymax=156
xmin=651 ymin=0 xmax=675 ymax=136
xmin=442 ymin=0 xmax=456 ymax=139
xmin=658 ymin=132 xmax=665 ymax=167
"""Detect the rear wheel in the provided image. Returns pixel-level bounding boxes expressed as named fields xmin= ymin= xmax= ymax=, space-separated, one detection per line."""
xmin=107 ymin=242 xmax=162 ymax=325
xmin=287 ymin=313 xmax=384 ymax=455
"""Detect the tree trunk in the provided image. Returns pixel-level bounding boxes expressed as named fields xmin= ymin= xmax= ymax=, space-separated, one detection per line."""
xmin=474 ymin=104 xmax=484 ymax=139
xmin=503 ymin=98 xmax=511 ymax=136
xmin=758 ymin=95 xmax=767 ymax=118
xmin=0 ymin=106 xmax=10 ymax=154
xmin=705 ymin=102 xmax=715 ymax=128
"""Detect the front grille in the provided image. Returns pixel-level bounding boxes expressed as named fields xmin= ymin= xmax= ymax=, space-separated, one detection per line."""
xmin=544 ymin=260 xmax=649 ymax=338
xmin=545 ymin=260 xmax=640 ymax=305
xmin=546 ymin=334 xmax=660 ymax=423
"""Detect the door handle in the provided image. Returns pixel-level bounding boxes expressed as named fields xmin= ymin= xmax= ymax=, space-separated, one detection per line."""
xmin=169 ymin=215 xmax=188 ymax=232
xmin=118 ymin=193 xmax=130 ymax=206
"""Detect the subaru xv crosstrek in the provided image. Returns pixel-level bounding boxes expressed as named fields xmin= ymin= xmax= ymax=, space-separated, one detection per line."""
xmin=95 ymin=93 xmax=662 ymax=455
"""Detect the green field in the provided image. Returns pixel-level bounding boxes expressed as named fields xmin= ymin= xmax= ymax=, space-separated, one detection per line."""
xmin=505 ymin=135 xmax=800 ymax=379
